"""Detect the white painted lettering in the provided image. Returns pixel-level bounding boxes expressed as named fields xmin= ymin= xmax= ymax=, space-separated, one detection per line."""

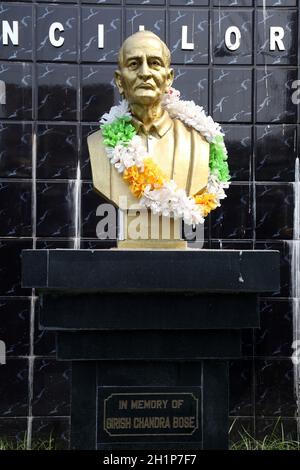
xmin=2 ymin=20 xmax=19 ymax=46
xmin=181 ymin=25 xmax=194 ymax=51
xmin=225 ymin=26 xmax=241 ymax=51
xmin=49 ymin=22 xmax=64 ymax=48
xmin=98 ymin=24 xmax=104 ymax=49
xmin=270 ymin=26 xmax=285 ymax=51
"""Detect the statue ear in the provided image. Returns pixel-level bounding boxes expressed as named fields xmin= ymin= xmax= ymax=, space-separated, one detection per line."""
xmin=167 ymin=68 xmax=174 ymax=89
xmin=115 ymin=70 xmax=124 ymax=96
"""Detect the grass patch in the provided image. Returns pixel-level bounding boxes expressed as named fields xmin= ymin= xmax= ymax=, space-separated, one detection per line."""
xmin=1 ymin=421 xmax=300 ymax=450
xmin=0 ymin=433 xmax=56 ymax=451
xmin=230 ymin=419 xmax=300 ymax=450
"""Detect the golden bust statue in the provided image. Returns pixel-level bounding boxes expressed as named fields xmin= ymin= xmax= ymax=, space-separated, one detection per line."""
xmin=88 ymin=31 xmax=210 ymax=249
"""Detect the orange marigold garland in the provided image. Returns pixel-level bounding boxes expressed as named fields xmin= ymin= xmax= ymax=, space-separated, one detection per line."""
xmin=194 ymin=193 xmax=218 ymax=217
xmin=123 ymin=159 xmax=166 ymax=199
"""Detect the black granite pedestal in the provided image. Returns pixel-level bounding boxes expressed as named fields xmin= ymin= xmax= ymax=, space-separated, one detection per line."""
xmin=22 ymin=249 xmax=279 ymax=450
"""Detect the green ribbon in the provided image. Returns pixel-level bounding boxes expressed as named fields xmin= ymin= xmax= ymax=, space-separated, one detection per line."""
xmin=209 ymin=135 xmax=230 ymax=183
xmin=101 ymin=117 xmax=136 ymax=148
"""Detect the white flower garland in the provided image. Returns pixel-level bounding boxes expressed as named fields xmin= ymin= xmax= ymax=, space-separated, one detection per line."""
xmin=100 ymin=88 xmax=230 ymax=226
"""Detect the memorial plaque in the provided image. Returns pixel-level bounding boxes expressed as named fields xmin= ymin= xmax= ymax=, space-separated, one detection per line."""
xmin=97 ymin=387 xmax=202 ymax=444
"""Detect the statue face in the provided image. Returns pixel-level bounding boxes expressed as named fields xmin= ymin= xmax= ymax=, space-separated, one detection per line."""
xmin=115 ymin=36 xmax=174 ymax=106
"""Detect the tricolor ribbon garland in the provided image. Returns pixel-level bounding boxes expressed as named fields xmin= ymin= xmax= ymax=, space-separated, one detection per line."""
xmin=99 ymin=88 xmax=230 ymax=226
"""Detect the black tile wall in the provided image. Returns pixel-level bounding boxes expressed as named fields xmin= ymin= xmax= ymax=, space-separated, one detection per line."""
xmin=255 ymin=183 xmax=294 ymax=240
xmin=0 ymin=123 xmax=32 ymax=178
xmin=32 ymin=359 xmax=71 ymax=417
xmin=0 ymin=298 xmax=30 ymax=357
xmin=255 ymin=359 xmax=297 ymax=417
xmin=36 ymin=124 xmax=78 ymax=180
xmin=0 ymin=62 xmax=33 ymax=120
xmin=36 ymin=182 xmax=76 ymax=237
xmin=37 ymin=63 xmax=78 ymax=121
xmin=0 ymin=359 xmax=29 ymax=417
xmin=0 ymin=240 xmax=32 ymax=296
xmin=126 ymin=8 xmax=166 ymax=41
xmin=0 ymin=1 xmax=299 ymax=447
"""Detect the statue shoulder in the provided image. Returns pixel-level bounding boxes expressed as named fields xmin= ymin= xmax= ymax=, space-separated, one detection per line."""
xmin=173 ymin=118 xmax=210 ymax=195
xmin=87 ymin=129 xmax=107 ymax=162
xmin=87 ymin=128 xmax=104 ymax=147
xmin=87 ymin=128 xmax=111 ymax=199
xmin=173 ymin=118 xmax=209 ymax=146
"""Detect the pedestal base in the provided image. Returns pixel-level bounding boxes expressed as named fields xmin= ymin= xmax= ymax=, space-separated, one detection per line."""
xmin=21 ymin=249 xmax=280 ymax=451
xmin=71 ymin=361 xmax=228 ymax=451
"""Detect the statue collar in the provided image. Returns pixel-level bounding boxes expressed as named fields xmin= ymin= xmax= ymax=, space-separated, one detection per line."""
xmin=131 ymin=109 xmax=173 ymax=138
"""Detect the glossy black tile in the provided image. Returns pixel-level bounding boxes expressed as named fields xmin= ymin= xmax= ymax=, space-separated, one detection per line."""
xmin=256 ymin=68 xmax=298 ymax=124
xmin=35 ymin=239 xmax=75 ymax=250
xmin=256 ymin=9 xmax=298 ymax=65
xmin=256 ymin=1 xmax=297 ymax=7
xmin=36 ymin=182 xmax=76 ymax=237
xmin=81 ymin=65 xmax=119 ymax=122
xmin=37 ymin=63 xmax=78 ymax=121
xmin=169 ymin=9 xmax=209 ymax=65
xmin=255 ymin=359 xmax=297 ymax=417
xmin=255 ymin=299 xmax=293 ymax=358
xmin=229 ymin=360 xmax=253 ymax=417
xmin=0 ymin=122 xmax=32 ymax=178
xmin=0 ymin=298 xmax=30 ymax=357
xmin=173 ymin=67 xmax=208 ymax=113
xmin=81 ymin=7 xmax=121 ymax=63
xmin=255 ymin=125 xmax=297 ymax=182
xmin=80 ymin=238 xmax=117 ymax=249
xmin=39 ymin=0 xmax=77 ymax=2
xmin=213 ymin=9 xmax=253 ymax=65
xmin=126 ymin=8 xmax=166 ymax=40
xmin=0 ymin=239 xmax=32 ymax=296
xmin=127 ymin=0 xmax=165 ymax=4
xmin=222 ymin=125 xmax=252 ymax=182
xmin=210 ymin=184 xmax=253 ymax=239
xmin=214 ymin=1 xmax=253 ymax=5
xmin=0 ymin=358 xmax=28 ymax=417
xmin=0 ymin=62 xmax=32 ymax=120
xmin=171 ymin=0 xmax=208 ymax=5
xmin=82 ymin=0 xmax=120 ymax=3
xmin=32 ymin=359 xmax=71 ymax=417
xmin=212 ymin=68 xmax=252 ymax=123
xmin=36 ymin=5 xmax=78 ymax=63
xmin=255 ymin=184 xmax=294 ymax=240
xmin=36 ymin=124 xmax=78 ymax=179
xmin=0 ymin=182 xmax=31 ymax=237
xmin=31 ymin=418 xmax=70 ymax=450
xmin=0 ymin=4 xmax=33 ymax=61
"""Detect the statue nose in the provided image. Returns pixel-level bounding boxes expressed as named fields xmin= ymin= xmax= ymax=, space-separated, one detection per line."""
xmin=138 ymin=62 xmax=151 ymax=79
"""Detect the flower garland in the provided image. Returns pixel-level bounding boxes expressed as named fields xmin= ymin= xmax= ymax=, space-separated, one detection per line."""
xmin=99 ymin=88 xmax=230 ymax=226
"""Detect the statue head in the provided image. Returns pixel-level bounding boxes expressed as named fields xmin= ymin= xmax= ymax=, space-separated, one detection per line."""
xmin=115 ymin=31 xmax=174 ymax=106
